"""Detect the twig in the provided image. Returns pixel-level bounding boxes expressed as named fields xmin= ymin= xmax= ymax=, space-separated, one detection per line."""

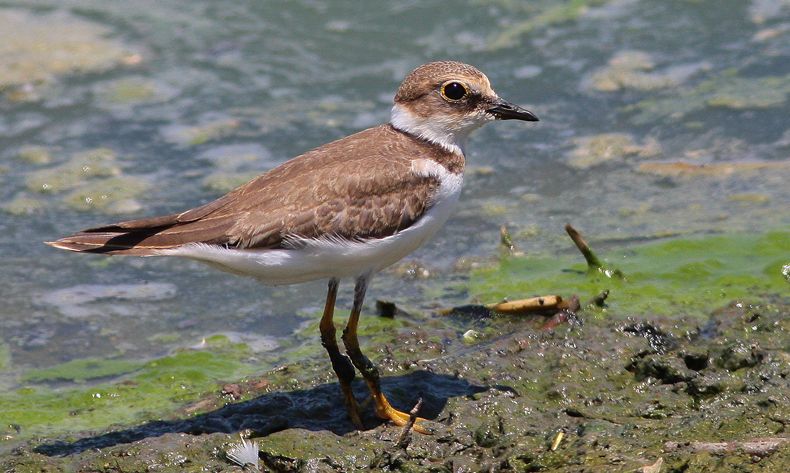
xmin=439 ymin=295 xmax=565 ymax=316
xmin=565 ymin=224 xmax=603 ymax=269
xmin=565 ymin=224 xmax=624 ymax=278
xmin=395 ymin=397 xmax=423 ymax=449
xmin=551 ymin=430 xmax=564 ymax=451
xmin=487 ymin=295 xmax=563 ymax=314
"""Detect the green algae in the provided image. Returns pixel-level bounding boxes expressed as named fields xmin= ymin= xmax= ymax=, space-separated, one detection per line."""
xmin=470 ymin=231 xmax=789 ymax=318
xmin=259 ymin=429 xmax=379 ymax=471
xmin=566 ymin=133 xmax=661 ymax=170
xmin=286 ymin=308 xmax=411 ymax=363
xmin=0 ymin=336 xmax=264 ymax=440
xmin=1 ymin=193 xmax=46 ymax=215
xmin=588 ymin=51 xmax=673 ymax=92
xmin=23 ymin=358 xmax=144 ymax=384
xmin=626 ymin=72 xmax=790 ymax=124
xmin=97 ymin=77 xmax=159 ymax=105
xmin=15 ymin=147 xmax=151 ymax=215
xmin=201 ymin=171 xmax=258 ymax=193
xmin=15 ymin=146 xmax=52 ymax=166
xmin=4 ymin=431 xmax=245 ymax=472
xmin=0 ymin=343 xmax=10 ymax=370
xmin=0 ymin=9 xmax=133 ymax=98
xmin=63 ymin=175 xmax=148 ymax=214
xmin=26 ymin=148 xmax=120 ymax=194
xmin=486 ymin=0 xmax=611 ymax=50
xmin=162 ymin=118 xmax=242 ymax=147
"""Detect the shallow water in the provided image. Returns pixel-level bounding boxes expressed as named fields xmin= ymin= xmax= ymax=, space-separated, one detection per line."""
xmin=0 ymin=0 xmax=788 ymax=426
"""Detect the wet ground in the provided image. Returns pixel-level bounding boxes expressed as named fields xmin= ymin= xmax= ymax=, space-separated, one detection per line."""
xmin=3 ymin=289 xmax=788 ymax=471
xmin=1 ymin=0 xmax=789 ymax=471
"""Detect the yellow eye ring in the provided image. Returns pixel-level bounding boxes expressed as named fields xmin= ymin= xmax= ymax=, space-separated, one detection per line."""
xmin=441 ymin=81 xmax=468 ymax=101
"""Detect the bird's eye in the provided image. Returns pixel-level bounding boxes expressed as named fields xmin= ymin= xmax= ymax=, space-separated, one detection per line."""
xmin=441 ymin=81 xmax=468 ymax=101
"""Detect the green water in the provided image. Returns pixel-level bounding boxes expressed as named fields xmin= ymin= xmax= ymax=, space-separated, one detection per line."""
xmin=0 ymin=0 xmax=788 ymax=442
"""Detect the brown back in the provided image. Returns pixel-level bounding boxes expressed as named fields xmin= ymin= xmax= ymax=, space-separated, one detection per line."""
xmin=48 ymin=125 xmax=464 ymax=254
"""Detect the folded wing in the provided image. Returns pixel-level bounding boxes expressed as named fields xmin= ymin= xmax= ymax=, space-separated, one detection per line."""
xmin=46 ymin=126 xmax=443 ymax=256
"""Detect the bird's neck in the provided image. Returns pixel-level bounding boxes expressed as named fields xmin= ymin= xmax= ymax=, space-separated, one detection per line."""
xmin=390 ymin=104 xmax=471 ymax=156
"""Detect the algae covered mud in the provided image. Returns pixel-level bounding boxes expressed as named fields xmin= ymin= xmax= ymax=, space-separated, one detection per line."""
xmin=1 ymin=0 xmax=788 ymax=471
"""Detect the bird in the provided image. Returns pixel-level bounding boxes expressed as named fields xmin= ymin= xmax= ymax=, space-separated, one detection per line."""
xmin=47 ymin=61 xmax=538 ymax=434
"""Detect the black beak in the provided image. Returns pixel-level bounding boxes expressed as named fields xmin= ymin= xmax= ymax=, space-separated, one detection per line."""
xmin=486 ymin=99 xmax=539 ymax=121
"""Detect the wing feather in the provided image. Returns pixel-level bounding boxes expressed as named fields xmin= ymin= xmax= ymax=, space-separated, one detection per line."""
xmin=47 ymin=125 xmax=459 ymax=255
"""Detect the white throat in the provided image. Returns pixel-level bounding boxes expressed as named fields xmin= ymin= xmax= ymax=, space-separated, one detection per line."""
xmin=390 ymin=104 xmax=482 ymax=155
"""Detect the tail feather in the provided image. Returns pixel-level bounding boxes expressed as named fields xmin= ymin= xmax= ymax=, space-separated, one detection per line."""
xmin=46 ymin=230 xmax=167 ymax=255
xmin=47 ymin=214 xmax=235 ymax=256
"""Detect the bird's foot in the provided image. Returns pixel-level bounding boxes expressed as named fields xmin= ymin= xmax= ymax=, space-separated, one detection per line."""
xmin=371 ymin=391 xmax=434 ymax=434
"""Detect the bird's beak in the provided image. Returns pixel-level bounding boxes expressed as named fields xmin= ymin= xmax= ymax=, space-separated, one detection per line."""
xmin=486 ymin=98 xmax=539 ymax=121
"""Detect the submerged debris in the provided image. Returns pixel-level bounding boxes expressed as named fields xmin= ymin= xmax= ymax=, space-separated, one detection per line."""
xmin=541 ymin=296 xmax=581 ymax=330
xmin=463 ymin=329 xmax=482 ymax=343
xmin=375 ymin=300 xmax=413 ymax=319
xmin=590 ymin=289 xmax=609 ymax=307
xmin=499 ymin=224 xmax=516 ymax=253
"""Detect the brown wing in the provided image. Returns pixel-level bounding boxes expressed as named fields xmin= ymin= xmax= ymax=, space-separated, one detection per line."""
xmin=46 ymin=125 xmax=454 ymax=255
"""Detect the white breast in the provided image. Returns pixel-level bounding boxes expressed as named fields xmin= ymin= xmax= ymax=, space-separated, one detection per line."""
xmin=159 ymin=159 xmax=463 ymax=285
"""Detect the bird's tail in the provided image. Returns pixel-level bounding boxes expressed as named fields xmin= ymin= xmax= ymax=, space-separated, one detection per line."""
xmin=45 ymin=203 xmax=236 ymax=256
xmin=46 ymin=229 xmax=169 ymax=256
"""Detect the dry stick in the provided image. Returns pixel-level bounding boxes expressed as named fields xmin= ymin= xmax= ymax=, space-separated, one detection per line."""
xmin=395 ymin=397 xmax=423 ymax=449
xmin=487 ymin=295 xmax=563 ymax=314
xmin=438 ymin=295 xmax=565 ymax=316
xmin=565 ymin=224 xmax=603 ymax=270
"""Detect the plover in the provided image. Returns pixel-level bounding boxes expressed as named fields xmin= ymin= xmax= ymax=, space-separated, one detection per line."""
xmin=47 ymin=61 xmax=538 ymax=433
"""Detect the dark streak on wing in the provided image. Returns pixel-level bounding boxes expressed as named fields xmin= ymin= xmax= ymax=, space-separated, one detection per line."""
xmin=47 ymin=125 xmax=464 ymax=255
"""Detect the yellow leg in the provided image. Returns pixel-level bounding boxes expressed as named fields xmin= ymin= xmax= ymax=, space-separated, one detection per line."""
xmin=340 ymin=275 xmax=433 ymax=434
xmin=319 ymin=278 xmax=363 ymax=429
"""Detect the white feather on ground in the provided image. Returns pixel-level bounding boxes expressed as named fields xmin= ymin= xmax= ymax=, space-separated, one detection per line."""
xmin=226 ymin=435 xmax=259 ymax=470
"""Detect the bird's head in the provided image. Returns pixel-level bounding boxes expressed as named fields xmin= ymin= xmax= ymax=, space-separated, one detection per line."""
xmin=391 ymin=61 xmax=538 ymax=155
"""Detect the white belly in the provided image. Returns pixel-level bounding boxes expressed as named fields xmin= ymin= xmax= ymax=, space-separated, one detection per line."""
xmin=160 ymin=161 xmax=463 ymax=285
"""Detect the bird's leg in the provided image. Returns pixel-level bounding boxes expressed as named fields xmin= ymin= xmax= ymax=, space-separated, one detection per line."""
xmin=341 ymin=274 xmax=432 ymax=434
xmin=319 ymin=278 xmax=363 ymax=429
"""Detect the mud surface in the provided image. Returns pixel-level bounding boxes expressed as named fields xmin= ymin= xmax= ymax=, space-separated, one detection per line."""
xmin=3 ymin=296 xmax=787 ymax=472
